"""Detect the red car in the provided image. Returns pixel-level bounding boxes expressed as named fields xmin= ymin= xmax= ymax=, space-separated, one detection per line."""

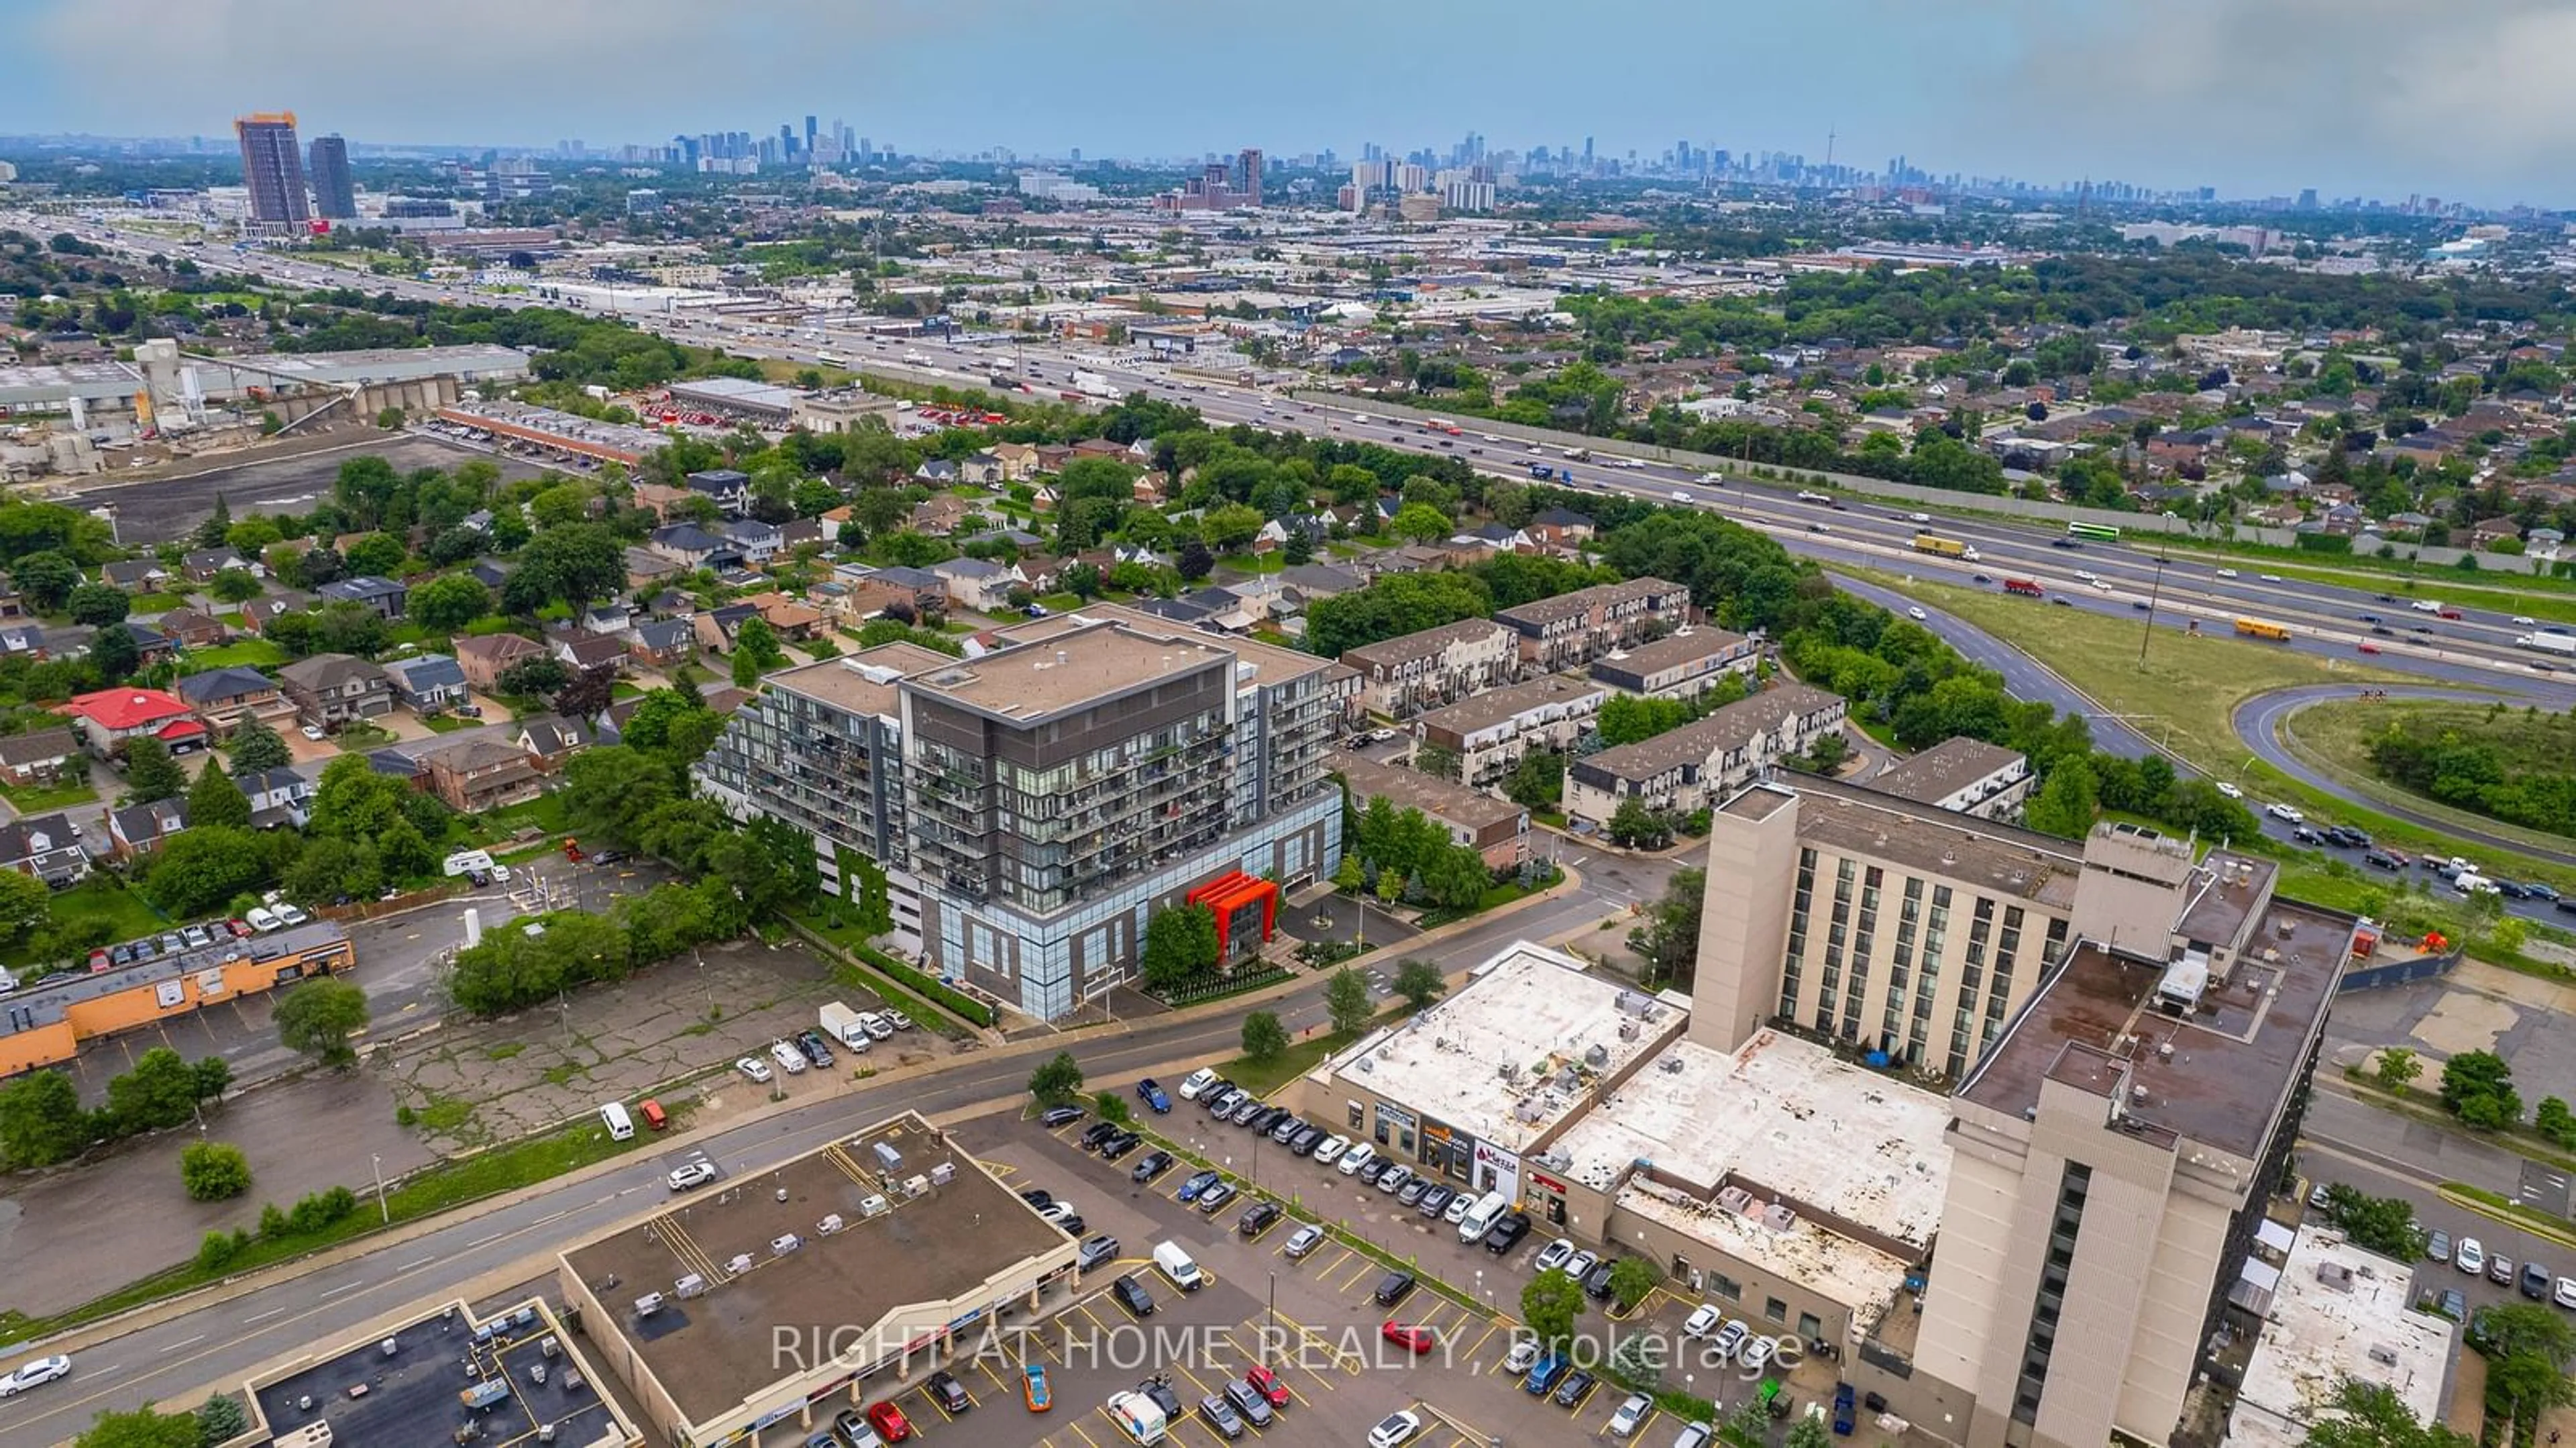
xmin=2357 ymin=642 xmax=2381 ymax=655
xmin=1244 ymin=1365 xmax=1290 ymax=1408
xmin=866 ymin=1402 xmax=914 ymax=1442
xmin=1381 ymin=1322 xmax=1437 ymax=1355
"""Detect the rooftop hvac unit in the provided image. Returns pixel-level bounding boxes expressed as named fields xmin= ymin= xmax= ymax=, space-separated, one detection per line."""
xmin=1659 ymin=1055 xmax=1686 ymax=1074
xmin=902 ymin=1174 xmax=929 ymax=1198
xmin=675 ymin=1273 xmax=707 ymax=1298
xmin=873 ymin=1141 xmax=904 ymax=1172
xmin=725 ymin=1253 xmax=754 ymax=1274
xmin=861 ymin=1193 xmax=891 ymax=1218
xmin=2367 ymin=1344 xmax=2399 ymax=1367
xmin=930 ymin=1162 xmax=956 ymax=1186
xmin=771 ymin=1234 xmax=803 ymax=1255
xmin=632 ymin=1292 xmax=665 ymax=1318
xmin=1618 ymin=1021 xmax=1640 ymax=1041
xmin=817 ymin=1214 xmax=846 ymax=1235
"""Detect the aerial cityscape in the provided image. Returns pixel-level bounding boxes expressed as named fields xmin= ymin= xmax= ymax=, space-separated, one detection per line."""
xmin=1 ymin=13 xmax=2575 ymax=1448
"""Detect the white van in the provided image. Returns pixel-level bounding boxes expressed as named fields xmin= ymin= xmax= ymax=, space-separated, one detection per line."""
xmin=1456 ymin=1190 xmax=1511 ymax=1243
xmin=1152 ymin=1241 xmax=1205 ymax=1292
xmin=600 ymin=1102 xmax=635 ymax=1141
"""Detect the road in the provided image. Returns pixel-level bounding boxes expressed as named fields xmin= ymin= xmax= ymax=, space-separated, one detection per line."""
xmin=0 ymin=854 xmax=1679 ymax=1447
xmin=2238 ymin=686 xmax=2576 ymax=871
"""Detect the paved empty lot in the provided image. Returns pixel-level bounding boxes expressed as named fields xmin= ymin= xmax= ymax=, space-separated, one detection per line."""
xmin=77 ymin=434 xmax=551 ymax=543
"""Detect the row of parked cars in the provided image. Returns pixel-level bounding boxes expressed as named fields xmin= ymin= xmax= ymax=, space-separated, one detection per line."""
xmin=735 ymin=1010 xmax=916 ymax=1083
xmin=92 ymin=903 xmax=312 ymax=972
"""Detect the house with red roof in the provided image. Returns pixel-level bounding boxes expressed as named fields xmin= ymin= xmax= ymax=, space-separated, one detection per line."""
xmin=57 ymin=688 xmax=211 ymax=759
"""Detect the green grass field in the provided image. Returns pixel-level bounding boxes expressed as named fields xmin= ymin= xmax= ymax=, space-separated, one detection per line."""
xmin=1 ymin=878 xmax=167 ymax=969
xmin=1853 ymin=566 xmax=2576 ymax=894
xmin=2283 ymin=699 xmax=2576 ymax=860
xmin=0 ymin=778 xmax=97 ymax=813
xmin=184 ymin=638 xmax=288 ymax=669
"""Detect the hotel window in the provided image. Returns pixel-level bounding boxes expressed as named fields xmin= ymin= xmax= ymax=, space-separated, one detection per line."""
xmin=1712 ymin=1274 xmax=1741 ymax=1301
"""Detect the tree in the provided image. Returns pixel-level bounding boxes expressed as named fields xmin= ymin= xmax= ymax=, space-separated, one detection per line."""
xmin=1241 ymin=1011 xmax=1289 ymax=1064
xmin=11 ymin=550 xmax=80 ymax=611
xmin=1092 ymin=1089 xmax=1131 ymax=1125
xmin=2472 ymin=1302 xmax=2576 ymax=1369
xmin=2373 ymin=1047 xmax=2422 ymax=1093
xmin=107 ymin=1046 xmax=211 ymax=1133
xmin=409 ymin=574 xmax=492 ymax=630
xmin=502 ymin=522 xmax=624 ymax=610
xmin=1519 ymin=1268 xmax=1586 ymax=1349
xmin=66 ymin=580 xmax=132 ymax=626
xmin=275 ymin=977 xmax=371 ymax=1068
xmin=496 ymin=654 xmax=572 ymax=701
xmin=2023 ymin=758 xmax=2100 ymax=839
xmin=195 ymin=1394 xmax=250 ymax=1445
xmin=1324 ymin=965 xmax=1374 ymax=1035
xmin=1176 ymin=540 xmax=1215 ymax=582
xmin=227 ymin=721 xmax=292 ymax=774
xmin=2319 ymin=1184 xmax=2427 ymax=1260
xmin=1503 ymin=749 xmax=1564 ymax=811
xmin=1786 ymin=1412 xmax=1833 ymax=1448
xmin=1391 ymin=960 xmax=1447 ymax=1013
xmin=0 ymin=868 xmax=50 ymax=949
xmin=91 ymin=621 xmax=140 ymax=682
xmin=185 ymin=759 xmax=253 ymax=831
xmin=1605 ymin=796 xmax=1668 ymax=849
xmin=342 ymin=533 xmax=407 ymax=576
xmin=1607 ymin=1255 xmax=1660 ymax=1312
xmin=180 ymin=1141 xmax=252 ymax=1201
xmin=1627 ymin=868 xmax=1705 ymax=990
xmin=1200 ymin=503 xmax=1263 ymax=552
xmin=0 ymin=1069 xmax=88 ymax=1168
xmin=1028 ymin=1050 xmax=1084 ymax=1106
xmin=1390 ymin=501 xmax=1452 ymax=544
xmin=731 ymin=615 xmax=786 ymax=687
xmin=2438 ymin=1049 xmax=2520 ymax=1129
xmin=121 ymin=737 xmax=188 ymax=803
xmin=70 ymin=1407 xmax=201 ymax=1448
xmin=144 ymin=826 xmax=270 ymax=916
xmin=208 ymin=568 xmax=264 ymax=605
xmin=1140 ymin=904 xmax=1220 ymax=992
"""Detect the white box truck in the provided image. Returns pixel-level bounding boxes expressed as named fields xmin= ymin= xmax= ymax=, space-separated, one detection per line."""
xmin=2517 ymin=633 xmax=2576 ymax=658
xmin=817 ymin=1002 xmax=874 ymax=1051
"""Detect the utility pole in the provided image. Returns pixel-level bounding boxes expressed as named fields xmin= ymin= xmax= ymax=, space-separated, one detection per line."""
xmin=2139 ymin=533 xmax=2171 ymax=664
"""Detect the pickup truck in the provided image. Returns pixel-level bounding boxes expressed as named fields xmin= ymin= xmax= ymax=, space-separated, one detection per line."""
xmin=1137 ymin=1078 xmax=1172 ymax=1113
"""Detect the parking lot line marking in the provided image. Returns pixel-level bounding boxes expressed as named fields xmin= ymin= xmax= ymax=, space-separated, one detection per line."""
xmin=1461 ymin=1320 xmax=1500 ymax=1361
xmin=1066 ymin=1416 xmax=1104 ymax=1448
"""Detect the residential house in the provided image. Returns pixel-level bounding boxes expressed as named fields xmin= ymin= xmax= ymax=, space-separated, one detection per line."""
xmin=107 ymin=798 xmax=188 ymax=861
xmin=0 ymin=623 xmax=42 ymax=660
xmin=934 ymin=557 xmax=1026 ymax=613
xmin=828 ymin=564 xmax=947 ymax=625
xmin=1330 ymin=749 xmax=1530 ymax=870
xmin=629 ymin=481 xmax=693 ymax=521
xmin=646 ymin=524 xmax=738 ymax=570
xmin=914 ymin=458 xmax=959 ymax=487
xmin=278 ymin=654 xmax=394 ymax=726
xmin=101 ymin=558 xmax=172 ymax=593
xmin=958 ymin=452 xmax=1006 ymax=487
xmin=2470 ymin=517 xmax=2524 ymax=550
xmin=549 ymin=631 xmax=629 ymax=675
xmin=515 ymin=715 xmax=597 ymax=772
xmin=455 ymin=632 xmax=547 ymax=692
xmin=1868 ymin=737 xmax=2035 ymax=823
xmin=623 ymin=546 xmax=688 ymax=590
xmin=117 ymin=619 xmax=176 ymax=667
xmin=778 ymin=517 xmax=828 ymax=552
xmin=1525 ymin=507 xmax=1597 ymax=552
xmin=317 ymin=575 xmax=408 ymax=619
xmin=989 ymin=442 xmax=1040 ymax=481
xmin=625 ymin=617 xmax=696 ymax=666
xmin=237 ymin=766 xmax=315 ymax=829
xmin=719 ymin=517 xmax=784 ymax=566
xmin=1588 ymin=627 xmax=1762 ymax=701
xmin=910 ymin=494 xmax=975 ymax=537
xmin=1448 ymin=522 xmax=1532 ymax=554
xmin=1493 ymin=576 xmax=1694 ymax=672
xmin=0 ymin=727 xmax=80 ymax=789
xmin=421 ymin=737 xmax=547 ymax=813
xmin=57 ymin=688 xmax=209 ymax=758
xmin=1278 ymin=562 xmax=1364 ymax=603
xmin=739 ymin=592 xmax=826 ymax=641
xmin=684 ymin=468 xmax=750 ymax=516
xmin=1033 ymin=444 xmax=1073 ymax=474
xmin=467 ymin=558 xmax=512 ymax=592
xmin=182 ymin=548 xmax=257 ymax=581
xmin=1340 ymin=618 xmax=1518 ymax=719
xmin=1562 ymin=682 xmax=1848 ymax=829
xmin=578 ymin=603 xmax=632 ymax=636
xmin=175 ymin=666 xmax=297 ymax=737
xmin=693 ymin=603 xmax=759 ymax=654
xmin=1417 ymin=676 xmax=1611 ymax=791
xmin=382 ymin=653 xmax=470 ymax=713
xmin=156 ymin=607 xmax=229 ymax=650
xmin=0 ymin=811 xmax=89 ymax=885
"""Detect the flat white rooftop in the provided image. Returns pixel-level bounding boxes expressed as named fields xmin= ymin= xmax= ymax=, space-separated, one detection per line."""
xmin=2226 ymin=1227 xmax=2453 ymax=1448
xmin=1617 ymin=1171 xmax=1918 ymax=1322
xmin=1314 ymin=941 xmax=1674 ymax=1153
xmin=1556 ymin=1031 xmax=1953 ymax=1249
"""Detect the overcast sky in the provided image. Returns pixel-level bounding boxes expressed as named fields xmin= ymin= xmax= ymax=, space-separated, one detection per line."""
xmin=9 ymin=0 xmax=2573 ymax=206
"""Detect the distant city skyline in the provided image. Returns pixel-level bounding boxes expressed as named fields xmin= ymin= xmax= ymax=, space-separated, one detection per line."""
xmin=9 ymin=0 xmax=2576 ymax=207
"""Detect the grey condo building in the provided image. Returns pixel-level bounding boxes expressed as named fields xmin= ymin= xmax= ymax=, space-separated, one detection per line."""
xmin=307 ymin=134 xmax=356 ymax=219
xmin=235 ymin=113 xmax=309 ymax=227
xmin=698 ymin=606 xmax=1353 ymax=1019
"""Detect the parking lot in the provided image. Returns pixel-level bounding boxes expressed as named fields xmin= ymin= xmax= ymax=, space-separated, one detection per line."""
xmin=924 ymin=1108 xmax=1824 ymax=1448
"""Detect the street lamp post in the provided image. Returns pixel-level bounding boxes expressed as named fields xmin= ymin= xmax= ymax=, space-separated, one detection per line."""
xmin=372 ymin=1152 xmax=390 ymax=1225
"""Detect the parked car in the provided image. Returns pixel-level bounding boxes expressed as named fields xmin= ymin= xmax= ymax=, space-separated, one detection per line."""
xmin=1021 ymin=1363 xmax=1051 ymax=1412
xmin=926 ymin=1372 xmax=970 ymax=1414
xmin=1243 ymin=1363 xmax=1291 ymax=1408
xmin=1581 ymin=1259 xmax=1619 ymax=1300
xmin=2428 ymin=1230 xmax=2453 ymax=1263
xmin=667 ymin=1161 xmax=718 ymax=1192
xmin=1099 ymin=1131 xmax=1142 ymax=1161
xmin=1111 ymin=1275 xmax=1155 ymax=1317
xmin=863 ymin=1402 xmax=912 ymax=1443
xmin=1609 ymin=1392 xmax=1652 ymax=1437
xmin=1536 ymin=1239 xmax=1576 ymax=1274
xmin=1289 ymin=1125 xmax=1326 ymax=1155
xmin=795 ymin=1030 xmax=835 ymax=1068
xmin=1374 ymin=1269 xmax=1417 ymax=1306
xmin=1196 ymin=1181 xmax=1238 ymax=1213
xmin=1130 ymin=1150 xmax=1175 ymax=1183
xmin=769 ymin=1039 xmax=809 ymax=1074
xmin=1554 ymin=1369 xmax=1597 ymax=1408
xmin=1078 ymin=1121 xmax=1121 ymax=1152
xmin=1238 ymin=1202 xmax=1282 ymax=1237
xmin=1417 ymin=1185 xmax=1456 ymax=1218
xmin=1040 ymin=1105 xmax=1084 ymax=1129
xmin=1381 ymin=1321 xmax=1436 ymax=1354
xmin=1485 ymin=1211 xmax=1533 ymax=1253
xmin=1177 ymin=1168 xmax=1222 ymax=1202
xmin=1683 ymin=1304 xmax=1723 ymax=1338
xmin=1076 ymin=1235 xmax=1119 ymax=1271
xmin=1370 ymin=1410 xmax=1424 ymax=1448
xmin=2459 ymin=1237 xmax=2487 ymax=1276
xmin=1136 ymin=1078 xmax=1171 ymax=1113
xmin=1283 ymin=1224 xmax=1326 ymax=1259
xmin=735 ymin=1055 xmax=773 ymax=1085
xmin=1223 ymin=1378 xmax=1275 ymax=1429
